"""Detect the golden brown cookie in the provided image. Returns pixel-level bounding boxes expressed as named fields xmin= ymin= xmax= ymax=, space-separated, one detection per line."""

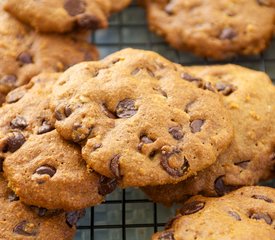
xmin=0 ymin=73 xmax=116 ymax=210
xmin=152 ymin=186 xmax=275 ymax=240
xmin=51 ymin=48 xmax=233 ymax=188
xmin=4 ymin=0 xmax=131 ymax=33
xmin=0 ymin=3 xmax=98 ymax=105
xmin=143 ymin=64 xmax=275 ymax=205
xmin=145 ymin=0 xmax=275 ymax=59
xmin=0 ymin=174 xmax=80 ymax=240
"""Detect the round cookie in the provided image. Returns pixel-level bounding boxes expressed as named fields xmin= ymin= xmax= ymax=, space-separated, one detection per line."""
xmin=152 ymin=186 xmax=275 ymax=240
xmin=51 ymin=48 xmax=233 ymax=187
xmin=145 ymin=0 xmax=275 ymax=60
xmin=0 ymin=73 xmax=116 ymax=210
xmin=3 ymin=0 xmax=130 ymax=33
xmin=143 ymin=64 xmax=275 ymax=205
xmin=0 ymin=4 xmax=98 ymax=105
xmin=0 ymin=174 xmax=80 ymax=240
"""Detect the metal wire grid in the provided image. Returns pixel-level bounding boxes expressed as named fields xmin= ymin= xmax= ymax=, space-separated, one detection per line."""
xmin=75 ymin=1 xmax=275 ymax=239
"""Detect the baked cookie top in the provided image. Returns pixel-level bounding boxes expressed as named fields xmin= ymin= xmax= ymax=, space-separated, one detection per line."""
xmin=143 ymin=64 xmax=275 ymax=205
xmin=145 ymin=0 xmax=275 ymax=59
xmin=0 ymin=73 xmax=115 ymax=210
xmin=0 ymin=4 xmax=98 ymax=105
xmin=4 ymin=0 xmax=130 ymax=33
xmin=0 ymin=174 xmax=80 ymax=240
xmin=4 ymin=0 xmax=110 ymax=33
xmin=152 ymin=186 xmax=275 ymax=240
xmin=51 ymin=48 xmax=233 ymax=187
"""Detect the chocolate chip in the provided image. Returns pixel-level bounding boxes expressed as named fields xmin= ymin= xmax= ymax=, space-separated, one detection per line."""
xmin=168 ymin=126 xmax=184 ymax=140
xmin=55 ymin=104 xmax=72 ymax=121
xmin=8 ymin=191 xmax=19 ymax=202
xmin=160 ymin=89 xmax=168 ymax=98
xmin=10 ymin=116 xmax=28 ymax=130
xmin=252 ymin=195 xmax=273 ymax=203
xmin=141 ymin=136 xmax=154 ymax=144
xmin=66 ymin=210 xmax=85 ymax=227
xmin=190 ymin=119 xmax=204 ymax=133
xmin=215 ymin=82 xmax=236 ymax=96
xmin=138 ymin=135 xmax=154 ymax=151
xmin=4 ymin=132 xmax=26 ymax=153
xmin=98 ymin=175 xmax=118 ymax=195
xmin=180 ymin=201 xmax=205 ymax=215
xmin=13 ymin=221 xmax=38 ymax=236
xmin=0 ymin=75 xmax=17 ymax=87
xmin=181 ymin=73 xmax=203 ymax=87
xmin=72 ymin=124 xmax=92 ymax=142
xmin=160 ymin=149 xmax=189 ymax=177
xmin=257 ymin=0 xmax=271 ymax=6
xmin=214 ymin=176 xmax=239 ymax=196
xmin=250 ymin=213 xmax=272 ymax=225
xmin=6 ymin=89 xmax=26 ymax=103
xmin=234 ymin=160 xmax=250 ymax=169
xmin=77 ymin=14 xmax=101 ymax=30
xmin=17 ymin=52 xmax=33 ymax=64
xmin=220 ymin=28 xmax=237 ymax=40
xmin=110 ymin=155 xmax=121 ymax=179
xmin=37 ymin=121 xmax=54 ymax=135
xmin=92 ymin=143 xmax=102 ymax=151
xmin=35 ymin=165 xmax=56 ymax=177
xmin=102 ymin=104 xmax=117 ymax=119
xmin=29 ymin=206 xmax=48 ymax=217
xmin=203 ymin=82 xmax=215 ymax=92
xmin=228 ymin=211 xmax=241 ymax=221
xmin=116 ymin=99 xmax=138 ymax=118
xmin=0 ymin=157 xmax=3 ymax=172
xmin=131 ymin=68 xmax=140 ymax=75
xmin=158 ymin=230 xmax=175 ymax=240
xmin=64 ymin=106 xmax=72 ymax=117
xmin=64 ymin=0 xmax=86 ymax=16
xmin=55 ymin=109 xmax=65 ymax=121
xmin=147 ymin=68 xmax=155 ymax=77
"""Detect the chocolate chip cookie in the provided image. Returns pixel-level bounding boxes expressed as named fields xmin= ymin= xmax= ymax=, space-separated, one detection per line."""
xmin=145 ymin=0 xmax=275 ymax=59
xmin=0 ymin=73 xmax=116 ymax=210
xmin=51 ymin=48 xmax=233 ymax=187
xmin=0 ymin=173 xmax=81 ymax=240
xmin=143 ymin=64 xmax=275 ymax=205
xmin=3 ymin=0 xmax=129 ymax=33
xmin=152 ymin=186 xmax=275 ymax=240
xmin=0 ymin=4 xmax=98 ymax=105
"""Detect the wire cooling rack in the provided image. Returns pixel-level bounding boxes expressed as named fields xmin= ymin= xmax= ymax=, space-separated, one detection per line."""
xmin=75 ymin=1 xmax=275 ymax=239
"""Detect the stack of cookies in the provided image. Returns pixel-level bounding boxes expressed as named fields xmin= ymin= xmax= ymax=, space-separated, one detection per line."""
xmin=0 ymin=0 xmax=131 ymax=105
xmin=0 ymin=1 xmax=275 ymax=240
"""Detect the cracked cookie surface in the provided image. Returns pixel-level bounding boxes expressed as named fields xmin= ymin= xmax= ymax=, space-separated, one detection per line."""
xmin=143 ymin=64 xmax=275 ymax=205
xmin=51 ymin=48 xmax=233 ymax=187
xmin=152 ymin=186 xmax=275 ymax=240
xmin=1 ymin=73 xmax=114 ymax=210
xmin=145 ymin=0 xmax=275 ymax=59
xmin=0 ymin=4 xmax=98 ymax=106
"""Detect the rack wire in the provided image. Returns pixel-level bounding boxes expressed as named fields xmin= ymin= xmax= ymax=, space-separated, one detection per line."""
xmin=75 ymin=1 xmax=275 ymax=239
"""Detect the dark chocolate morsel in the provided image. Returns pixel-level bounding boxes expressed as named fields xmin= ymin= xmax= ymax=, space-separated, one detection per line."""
xmin=180 ymin=201 xmax=205 ymax=215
